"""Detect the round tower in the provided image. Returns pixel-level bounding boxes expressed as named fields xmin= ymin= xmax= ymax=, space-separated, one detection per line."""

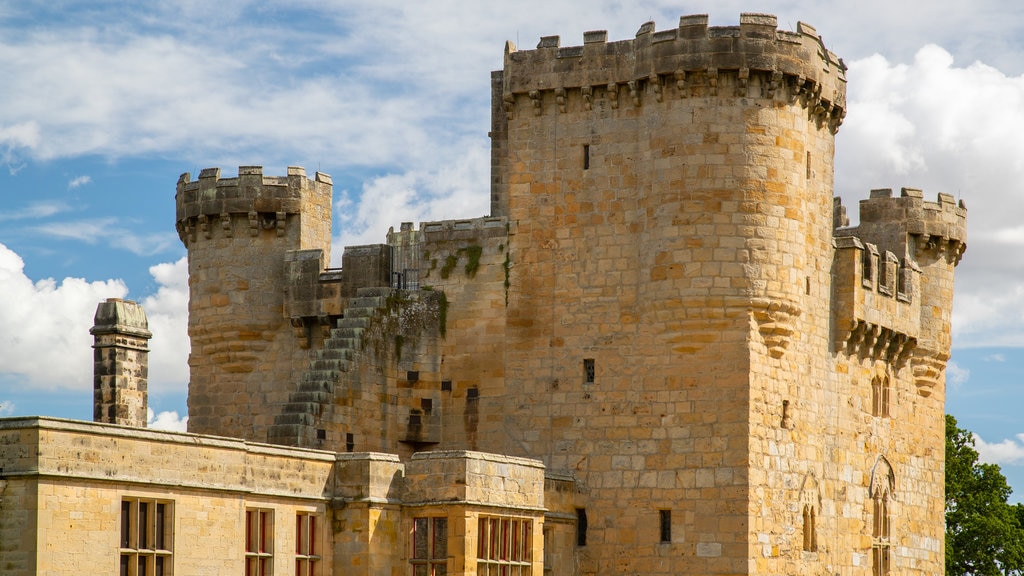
xmin=490 ymin=14 xmax=846 ymax=574
xmin=175 ymin=166 xmax=332 ymax=440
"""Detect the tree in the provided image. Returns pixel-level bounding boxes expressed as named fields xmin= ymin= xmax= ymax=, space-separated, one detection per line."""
xmin=946 ymin=414 xmax=1024 ymax=575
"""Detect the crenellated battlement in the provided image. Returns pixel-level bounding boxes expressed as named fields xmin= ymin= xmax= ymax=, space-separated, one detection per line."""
xmin=852 ymin=187 xmax=967 ymax=264
xmin=175 ymin=166 xmax=332 ymax=245
xmin=500 ymin=13 xmax=846 ymax=130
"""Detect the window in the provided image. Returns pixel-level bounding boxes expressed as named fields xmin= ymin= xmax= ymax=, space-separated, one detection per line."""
xmin=872 ymin=492 xmax=891 ymax=575
xmin=583 ymin=359 xmax=595 ymax=384
xmin=870 ymin=458 xmax=894 ymax=576
xmin=802 ymin=505 xmax=817 ymax=552
xmin=246 ymin=509 xmax=273 ymax=576
xmin=871 ymin=376 xmax=890 ymax=418
xmin=575 ymin=509 xmax=587 ymax=546
xmin=412 ymin=517 xmax=447 ymax=576
xmin=583 ymin=145 xmax=590 ymax=170
xmin=477 ymin=516 xmax=531 ymax=576
xmin=120 ymin=498 xmax=173 ymax=576
xmin=659 ymin=510 xmax=671 ymax=543
xmin=296 ymin=513 xmax=320 ymax=576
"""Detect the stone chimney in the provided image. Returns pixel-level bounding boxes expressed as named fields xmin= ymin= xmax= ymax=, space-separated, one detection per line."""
xmin=90 ymin=298 xmax=152 ymax=427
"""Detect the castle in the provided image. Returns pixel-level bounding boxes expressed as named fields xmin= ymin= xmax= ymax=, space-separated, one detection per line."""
xmin=0 ymin=13 xmax=965 ymax=576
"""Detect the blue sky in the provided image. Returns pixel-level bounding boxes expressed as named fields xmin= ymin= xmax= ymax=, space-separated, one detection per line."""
xmin=1 ymin=0 xmax=1023 ymax=501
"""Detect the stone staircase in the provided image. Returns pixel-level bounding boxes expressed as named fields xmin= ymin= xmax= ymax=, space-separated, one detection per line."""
xmin=267 ymin=287 xmax=393 ymax=447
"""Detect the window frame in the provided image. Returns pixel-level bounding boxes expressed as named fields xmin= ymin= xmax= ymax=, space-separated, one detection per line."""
xmin=120 ymin=497 xmax=173 ymax=576
xmin=246 ymin=508 xmax=274 ymax=576
xmin=295 ymin=512 xmax=321 ymax=576
xmin=477 ymin=516 xmax=532 ymax=576
xmin=411 ymin=516 xmax=448 ymax=576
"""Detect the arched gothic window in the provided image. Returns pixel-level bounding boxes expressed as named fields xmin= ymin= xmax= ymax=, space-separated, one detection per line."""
xmin=870 ymin=457 xmax=895 ymax=576
xmin=799 ymin=473 xmax=821 ymax=554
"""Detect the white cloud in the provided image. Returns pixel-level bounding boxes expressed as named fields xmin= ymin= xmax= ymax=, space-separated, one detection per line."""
xmin=0 ymin=401 xmax=14 ymax=416
xmin=837 ymin=46 xmax=1024 ymax=348
xmin=0 ymin=243 xmax=127 ymax=390
xmin=147 ymin=407 xmax=188 ymax=432
xmin=33 ymin=218 xmax=179 ymax=257
xmin=0 ymin=201 xmax=71 ymax=221
xmin=946 ymin=360 xmax=970 ymax=389
xmin=332 ymin=142 xmax=491 ymax=260
xmin=141 ymin=258 xmax=189 ymax=394
xmin=974 ymin=432 xmax=1024 ymax=466
xmin=0 ymin=247 xmax=187 ymax=395
xmin=67 ymin=175 xmax=91 ymax=189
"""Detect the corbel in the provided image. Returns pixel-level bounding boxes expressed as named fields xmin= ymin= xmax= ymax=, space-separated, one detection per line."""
xmin=529 ymin=90 xmax=542 ymax=115
xmin=581 ymin=86 xmax=593 ymax=110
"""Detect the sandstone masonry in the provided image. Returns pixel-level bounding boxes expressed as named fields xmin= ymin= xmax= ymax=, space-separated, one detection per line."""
xmin=0 ymin=13 xmax=965 ymax=576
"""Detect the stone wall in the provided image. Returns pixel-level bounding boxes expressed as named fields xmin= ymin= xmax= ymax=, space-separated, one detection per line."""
xmin=176 ymin=166 xmax=333 ymax=441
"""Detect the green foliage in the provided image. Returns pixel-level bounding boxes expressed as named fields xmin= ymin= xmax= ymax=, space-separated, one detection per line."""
xmin=394 ymin=334 xmax=404 ymax=362
xmin=437 ymin=291 xmax=448 ymax=338
xmin=440 ymin=254 xmax=458 ymax=279
xmin=464 ymin=245 xmax=483 ymax=278
xmin=946 ymin=414 xmax=1024 ymax=576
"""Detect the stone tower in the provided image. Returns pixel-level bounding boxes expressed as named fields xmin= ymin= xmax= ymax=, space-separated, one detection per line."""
xmin=91 ymin=298 xmax=152 ymax=427
xmin=483 ymin=13 xmax=963 ymax=575
xmin=175 ymin=166 xmax=333 ymax=440
xmin=163 ymin=13 xmax=964 ymax=576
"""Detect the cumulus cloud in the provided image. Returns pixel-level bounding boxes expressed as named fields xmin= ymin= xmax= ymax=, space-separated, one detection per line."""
xmin=147 ymin=407 xmax=188 ymax=432
xmin=945 ymin=360 xmax=970 ymax=389
xmin=975 ymin=432 xmax=1024 ymax=466
xmin=332 ymin=142 xmax=491 ymax=258
xmin=838 ymin=46 xmax=1024 ymax=348
xmin=141 ymin=258 xmax=190 ymax=394
xmin=0 ymin=243 xmax=127 ymax=389
xmin=0 ymin=246 xmax=188 ymax=394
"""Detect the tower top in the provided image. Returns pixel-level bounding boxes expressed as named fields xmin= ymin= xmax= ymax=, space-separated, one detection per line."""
xmin=501 ymin=13 xmax=846 ymax=127
xmin=90 ymin=298 xmax=151 ymax=340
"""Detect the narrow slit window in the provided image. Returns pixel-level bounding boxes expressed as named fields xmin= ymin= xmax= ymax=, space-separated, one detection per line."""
xmin=583 ymin=359 xmax=595 ymax=384
xmin=659 ymin=510 xmax=671 ymax=543
xmin=583 ymin=144 xmax=590 ymax=170
xmin=575 ymin=508 xmax=587 ymax=546
xmin=345 ymin=432 xmax=354 ymax=452
xmin=806 ymin=151 xmax=811 ymax=179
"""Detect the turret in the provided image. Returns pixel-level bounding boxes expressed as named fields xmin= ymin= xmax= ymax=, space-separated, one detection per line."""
xmin=489 ymin=14 xmax=850 ymax=575
xmin=175 ymin=166 xmax=332 ymax=440
xmin=834 ymin=187 xmax=967 ymax=394
xmin=91 ymin=298 xmax=151 ymax=428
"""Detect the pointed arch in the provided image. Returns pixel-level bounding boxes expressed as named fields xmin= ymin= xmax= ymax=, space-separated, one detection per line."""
xmin=799 ymin=472 xmax=821 ymax=552
xmin=869 ymin=456 xmax=894 ymax=575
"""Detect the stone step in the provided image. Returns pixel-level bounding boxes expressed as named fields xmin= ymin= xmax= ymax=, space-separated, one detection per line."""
xmin=349 ymin=295 xmax=385 ymax=309
xmin=288 ymin=390 xmax=331 ymax=404
xmin=330 ymin=326 xmax=363 ymax=339
xmin=356 ymin=287 xmax=393 ymax=298
xmin=324 ymin=337 xmax=360 ymax=350
xmin=337 ymin=316 xmax=371 ymax=329
xmin=319 ymin=348 xmax=354 ymax=362
xmin=310 ymin=358 xmax=344 ymax=371
xmin=296 ymin=378 xmax=335 ymax=393
xmin=282 ymin=402 xmax=323 ymax=415
xmin=272 ymin=413 xmax=314 ymax=426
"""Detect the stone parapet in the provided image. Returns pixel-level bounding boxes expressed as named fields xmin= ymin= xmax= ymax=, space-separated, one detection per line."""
xmin=0 ymin=417 xmax=335 ymax=498
xmin=175 ymin=165 xmax=332 ymax=247
xmin=853 ymin=187 xmax=967 ymax=262
xmin=501 ymin=13 xmax=846 ymax=131
xmin=404 ymin=451 xmax=545 ymax=511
